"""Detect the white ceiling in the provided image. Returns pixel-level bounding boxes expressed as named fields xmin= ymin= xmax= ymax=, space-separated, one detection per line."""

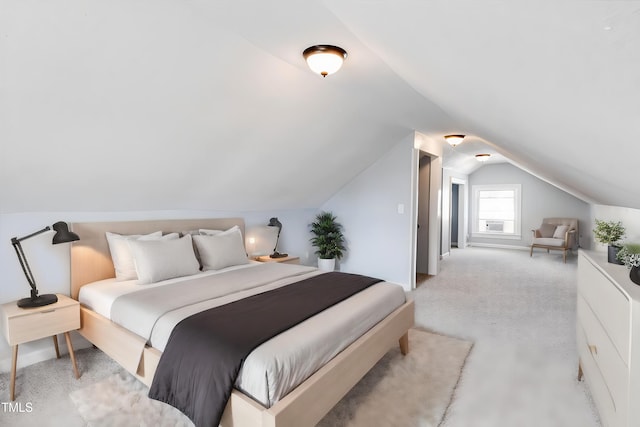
xmin=2 ymin=1 xmax=639 ymax=213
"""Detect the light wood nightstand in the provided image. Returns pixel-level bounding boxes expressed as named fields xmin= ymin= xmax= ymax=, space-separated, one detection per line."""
xmin=255 ymin=255 xmax=300 ymax=265
xmin=1 ymin=294 xmax=81 ymax=400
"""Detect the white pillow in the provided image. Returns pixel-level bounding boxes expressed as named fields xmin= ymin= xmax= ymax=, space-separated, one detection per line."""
xmin=553 ymin=225 xmax=570 ymax=239
xmin=106 ymin=231 xmax=164 ymax=280
xmin=129 ymin=235 xmax=200 ymax=285
xmin=199 ymin=225 xmax=240 ymax=236
xmin=193 ymin=229 xmax=249 ymax=271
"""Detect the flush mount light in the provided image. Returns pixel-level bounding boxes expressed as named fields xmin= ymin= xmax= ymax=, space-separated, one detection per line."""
xmin=444 ymin=134 xmax=465 ymax=147
xmin=475 ymin=153 xmax=491 ymax=162
xmin=303 ymin=45 xmax=347 ymax=77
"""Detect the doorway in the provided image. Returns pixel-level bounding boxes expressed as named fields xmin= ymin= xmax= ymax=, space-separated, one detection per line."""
xmin=416 ymin=154 xmax=430 ymax=275
xmin=451 ymin=183 xmax=459 ymax=247
xmin=449 ymin=177 xmax=467 ymax=250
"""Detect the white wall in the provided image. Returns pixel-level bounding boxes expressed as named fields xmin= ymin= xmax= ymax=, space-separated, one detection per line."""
xmin=0 ymin=208 xmax=317 ymax=372
xmin=321 ymin=133 xmax=417 ymax=290
xmin=468 ymin=163 xmax=590 ymax=248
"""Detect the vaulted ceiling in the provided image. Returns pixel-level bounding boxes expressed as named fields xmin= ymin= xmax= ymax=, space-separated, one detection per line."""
xmin=2 ymin=1 xmax=639 ymax=213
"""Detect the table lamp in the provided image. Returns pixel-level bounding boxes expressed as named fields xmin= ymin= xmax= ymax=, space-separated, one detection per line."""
xmin=11 ymin=221 xmax=79 ymax=308
xmin=268 ymin=217 xmax=288 ymax=258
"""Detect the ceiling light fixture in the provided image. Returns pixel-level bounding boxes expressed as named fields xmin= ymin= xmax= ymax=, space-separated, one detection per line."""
xmin=444 ymin=134 xmax=465 ymax=147
xmin=303 ymin=45 xmax=347 ymax=77
xmin=475 ymin=153 xmax=491 ymax=162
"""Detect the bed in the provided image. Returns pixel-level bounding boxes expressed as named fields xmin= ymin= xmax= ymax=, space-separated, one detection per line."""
xmin=70 ymin=218 xmax=415 ymax=427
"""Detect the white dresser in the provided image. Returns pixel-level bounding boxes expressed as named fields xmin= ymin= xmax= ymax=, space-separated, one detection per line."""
xmin=577 ymin=250 xmax=640 ymax=427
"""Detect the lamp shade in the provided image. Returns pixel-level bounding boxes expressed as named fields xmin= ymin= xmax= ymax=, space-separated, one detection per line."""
xmin=475 ymin=153 xmax=491 ymax=162
xmin=303 ymin=45 xmax=347 ymax=77
xmin=444 ymin=134 xmax=465 ymax=147
xmin=51 ymin=221 xmax=79 ymax=244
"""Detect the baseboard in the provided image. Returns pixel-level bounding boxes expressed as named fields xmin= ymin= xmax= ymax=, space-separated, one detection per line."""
xmin=0 ymin=331 xmax=92 ymax=373
xmin=469 ymin=242 xmax=530 ymax=251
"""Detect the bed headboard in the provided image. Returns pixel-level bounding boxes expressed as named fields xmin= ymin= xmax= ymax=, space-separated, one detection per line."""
xmin=69 ymin=218 xmax=245 ymax=299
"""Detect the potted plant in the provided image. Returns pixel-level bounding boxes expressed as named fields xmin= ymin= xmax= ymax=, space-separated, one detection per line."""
xmin=593 ymin=219 xmax=626 ymax=264
xmin=616 ymin=243 xmax=640 ymax=285
xmin=309 ymin=211 xmax=346 ymax=271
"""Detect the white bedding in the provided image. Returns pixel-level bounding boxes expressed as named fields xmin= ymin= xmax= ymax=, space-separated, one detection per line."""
xmin=78 ymin=263 xmax=406 ymax=407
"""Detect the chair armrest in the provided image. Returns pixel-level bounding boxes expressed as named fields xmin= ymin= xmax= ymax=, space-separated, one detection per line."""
xmin=564 ymin=229 xmax=576 ymax=246
xmin=532 ymin=229 xmax=541 ymax=238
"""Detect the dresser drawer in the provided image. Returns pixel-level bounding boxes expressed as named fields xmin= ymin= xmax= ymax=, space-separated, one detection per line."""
xmin=578 ymin=254 xmax=630 ymax=364
xmin=4 ymin=304 xmax=80 ymax=345
xmin=578 ymin=326 xmax=616 ymax=427
xmin=577 ymin=295 xmax=628 ymax=426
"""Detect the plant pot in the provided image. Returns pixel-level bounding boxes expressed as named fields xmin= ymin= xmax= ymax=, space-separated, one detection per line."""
xmin=318 ymin=258 xmax=336 ymax=272
xmin=630 ymin=266 xmax=640 ymax=286
xmin=608 ymin=245 xmax=624 ymax=264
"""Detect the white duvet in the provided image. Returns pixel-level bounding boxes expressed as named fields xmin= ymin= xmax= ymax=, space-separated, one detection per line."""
xmin=78 ymin=262 xmax=406 ymax=407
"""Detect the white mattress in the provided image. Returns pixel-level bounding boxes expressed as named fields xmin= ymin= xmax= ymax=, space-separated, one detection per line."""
xmin=78 ymin=263 xmax=406 ymax=407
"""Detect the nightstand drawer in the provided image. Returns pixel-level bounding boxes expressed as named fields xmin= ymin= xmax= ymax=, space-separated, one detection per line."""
xmin=4 ymin=304 xmax=80 ymax=345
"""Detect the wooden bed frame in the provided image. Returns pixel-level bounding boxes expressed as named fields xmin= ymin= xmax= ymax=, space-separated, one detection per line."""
xmin=70 ymin=218 xmax=415 ymax=427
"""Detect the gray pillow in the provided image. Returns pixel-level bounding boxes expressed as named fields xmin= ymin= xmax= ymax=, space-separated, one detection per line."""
xmin=539 ymin=223 xmax=556 ymax=238
xmin=193 ymin=229 xmax=249 ymax=271
xmin=106 ymin=231 xmax=166 ymax=280
xmin=129 ymin=235 xmax=200 ymax=284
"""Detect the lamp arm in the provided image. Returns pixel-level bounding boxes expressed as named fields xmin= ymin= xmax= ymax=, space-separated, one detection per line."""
xmin=13 ymin=226 xmax=51 ymax=243
xmin=273 ymin=229 xmax=281 ymax=252
xmin=11 ymin=240 xmax=38 ymax=293
xmin=10 ymin=226 xmax=51 ymax=295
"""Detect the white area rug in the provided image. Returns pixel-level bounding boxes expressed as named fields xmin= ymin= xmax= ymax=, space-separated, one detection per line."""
xmin=69 ymin=329 xmax=471 ymax=427
xmin=70 ymin=370 xmax=192 ymax=426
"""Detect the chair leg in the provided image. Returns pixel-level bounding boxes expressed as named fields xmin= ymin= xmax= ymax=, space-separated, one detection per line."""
xmin=530 ymin=246 xmax=533 ymax=257
xmin=563 ymin=250 xmax=567 ymax=263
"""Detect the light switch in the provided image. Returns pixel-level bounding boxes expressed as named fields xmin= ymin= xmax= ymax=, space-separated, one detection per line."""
xmin=397 ymin=203 xmax=405 ymax=214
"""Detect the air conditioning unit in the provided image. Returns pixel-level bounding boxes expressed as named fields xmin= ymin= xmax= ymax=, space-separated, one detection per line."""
xmin=486 ymin=221 xmax=504 ymax=232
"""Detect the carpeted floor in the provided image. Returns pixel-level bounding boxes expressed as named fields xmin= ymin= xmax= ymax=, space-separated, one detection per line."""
xmin=413 ymin=247 xmax=601 ymax=427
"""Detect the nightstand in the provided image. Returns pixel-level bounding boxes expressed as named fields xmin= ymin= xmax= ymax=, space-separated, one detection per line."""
xmin=1 ymin=294 xmax=81 ymax=401
xmin=255 ymin=255 xmax=300 ymax=265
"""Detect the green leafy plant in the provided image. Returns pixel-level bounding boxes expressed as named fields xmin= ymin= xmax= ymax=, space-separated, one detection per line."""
xmin=616 ymin=243 xmax=640 ymax=269
xmin=309 ymin=211 xmax=346 ymax=260
xmin=593 ymin=219 xmax=625 ymax=246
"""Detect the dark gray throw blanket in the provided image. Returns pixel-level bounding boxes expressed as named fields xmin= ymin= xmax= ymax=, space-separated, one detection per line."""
xmin=148 ymin=271 xmax=382 ymax=427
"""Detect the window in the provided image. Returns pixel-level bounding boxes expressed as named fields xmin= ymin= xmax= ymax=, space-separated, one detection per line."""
xmin=472 ymin=184 xmax=521 ymax=239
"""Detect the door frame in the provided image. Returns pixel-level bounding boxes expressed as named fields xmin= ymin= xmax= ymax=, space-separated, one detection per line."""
xmin=451 ymin=176 xmax=468 ymax=249
xmin=409 ymin=143 xmax=442 ymax=289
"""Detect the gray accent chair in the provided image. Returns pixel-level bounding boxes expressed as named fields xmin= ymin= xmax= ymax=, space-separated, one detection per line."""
xmin=530 ymin=218 xmax=578 ymax=263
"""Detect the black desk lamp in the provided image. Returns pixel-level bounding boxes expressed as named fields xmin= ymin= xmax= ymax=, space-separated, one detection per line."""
xmin=11 ymin=221 xmax=79 ymax=308
xmin=268 ymin=217 xmax=288 ymax=259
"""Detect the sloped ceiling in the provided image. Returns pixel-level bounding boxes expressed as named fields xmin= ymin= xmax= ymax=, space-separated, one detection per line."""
xmin=326 ymin=0 xmax=640 ymax=207
xmin=1 ymin=1 xmax=639 ymax=213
